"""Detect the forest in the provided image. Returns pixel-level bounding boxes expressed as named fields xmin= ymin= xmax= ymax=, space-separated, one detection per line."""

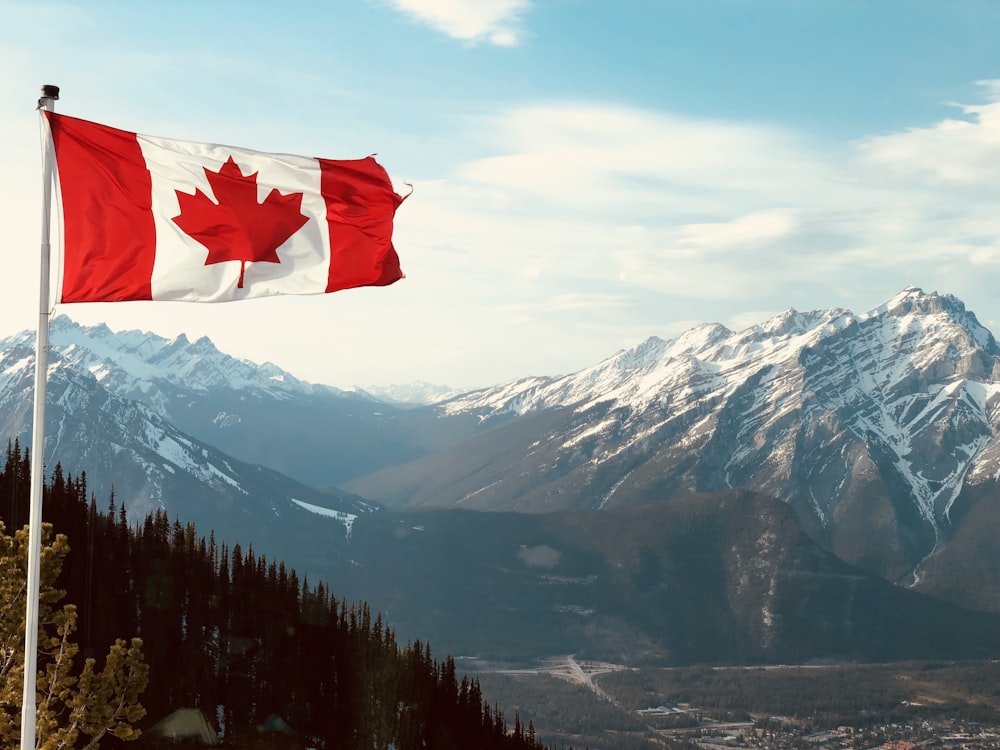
xmin=596 ymin=661 xmax=1000 ymax=728
xmin=0 ymin=441 xmax=550 ymax=749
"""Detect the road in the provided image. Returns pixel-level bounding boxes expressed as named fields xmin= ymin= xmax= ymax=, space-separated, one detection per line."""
xmin=486 ymin=654 xmax=629 ymax=703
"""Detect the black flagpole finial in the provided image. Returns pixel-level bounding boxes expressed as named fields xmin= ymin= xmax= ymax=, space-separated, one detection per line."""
xmin=37 ymin=85 xmax=60 ymax=110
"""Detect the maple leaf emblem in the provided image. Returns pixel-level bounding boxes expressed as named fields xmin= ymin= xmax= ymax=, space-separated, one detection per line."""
xmin=173 ymin=156 xmax=309 ymax=288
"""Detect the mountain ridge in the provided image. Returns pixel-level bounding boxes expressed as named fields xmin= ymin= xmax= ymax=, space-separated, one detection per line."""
xmin=345 ymin=287 xmax=1000 ymax=591
xmin=4 ymin=287 xmax=1000 ymax=613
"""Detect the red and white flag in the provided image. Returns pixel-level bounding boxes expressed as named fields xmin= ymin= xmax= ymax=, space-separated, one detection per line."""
xmin=44 ymin=111 xmax=405 ymax=303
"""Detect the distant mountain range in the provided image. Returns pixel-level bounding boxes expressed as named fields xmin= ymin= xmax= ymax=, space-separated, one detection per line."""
xmin=345 ymin=287 xmax=1000 ymax=606
xmin=360 ymin=381 xmax=468 ymax=406
xmin=1 ymin=287 xmax=999 ymax=662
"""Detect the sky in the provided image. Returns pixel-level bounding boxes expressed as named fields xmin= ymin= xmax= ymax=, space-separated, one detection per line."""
xmin=2 ymin=1 xmax=1000 ymax=390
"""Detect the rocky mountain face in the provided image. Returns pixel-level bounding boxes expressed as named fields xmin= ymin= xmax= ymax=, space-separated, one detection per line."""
xmin=345 ymin=288 xmax=1000 ymax=592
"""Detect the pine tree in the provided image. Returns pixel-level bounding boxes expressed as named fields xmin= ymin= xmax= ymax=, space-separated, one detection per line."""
xmin=0 ymin=522 xmax=148 ymax=747
xmin=62 ymin=636 xmax=148 ymax=749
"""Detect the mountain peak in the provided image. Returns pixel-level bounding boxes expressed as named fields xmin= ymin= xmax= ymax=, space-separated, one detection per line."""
xmin=49 ymin=315 xmax=115 ymax=342
xmin=867 ymin=287 xmax=997 ymax=353
xmin=882 ymin=285 xmax=937 ymax=313
xmin=873 ymin=286 xmax=966 ymax=318
xmin=190 ymin=335 xmax=219 ymax=353
xmin=671 ymin=322 xmax=731 ymax=354
xmin=756 ymin=307 xmax=823 ymax=338
xmin=50 ymin=314 xmax=81 ymax=333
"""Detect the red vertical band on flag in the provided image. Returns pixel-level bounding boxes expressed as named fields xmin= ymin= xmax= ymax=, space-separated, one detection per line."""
xmin=46 ymin=112 xmax=156 ymax=302
xmin=318 ymin=157 xmax=404 ymax=293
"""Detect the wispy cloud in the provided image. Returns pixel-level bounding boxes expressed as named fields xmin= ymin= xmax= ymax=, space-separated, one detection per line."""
xmin=390 ymin=80 xmax=1000 ymax=373
xmin=673 ymin=210 xmax=798 ymax=256
xmin=386 ymin=0 xmax=531 ymax=46
xmin=538 ymin=293 xmax=636 ymax=313
xmin=855 ymin=80 xmax=1000 ymax=187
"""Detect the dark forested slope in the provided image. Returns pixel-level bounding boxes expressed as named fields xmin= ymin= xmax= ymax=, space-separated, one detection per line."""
xmin=0 ymin=442 xmax=546 ymax=750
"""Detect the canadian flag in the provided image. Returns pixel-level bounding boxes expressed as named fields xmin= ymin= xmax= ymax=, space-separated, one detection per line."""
xmin=45 ymin=111 xmax=405 ymax=303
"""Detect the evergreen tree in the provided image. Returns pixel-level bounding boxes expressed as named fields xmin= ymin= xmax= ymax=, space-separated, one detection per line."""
xmin=0 ymin=443 xmax=547 ymax=750
xmin=0 ymin=522 xmax=148 ymax=748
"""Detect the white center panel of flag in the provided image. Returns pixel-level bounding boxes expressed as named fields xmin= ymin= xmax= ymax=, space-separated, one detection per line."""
xmin=138 ymin=134 xmax=332 ymax=302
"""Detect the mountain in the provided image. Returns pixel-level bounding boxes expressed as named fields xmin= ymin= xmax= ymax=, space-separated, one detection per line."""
xmin=32 ymin=317 xmax=446 ymax=487
xmin=344 ymin=287 xmax=1000 ymax=592
xmin=360 ymin=381 xmax=469 ymax=406
xmin=3 ymin=287 xmax=1000 ymax=630
xmin=0 ymin=319 xmax=377 ymax=572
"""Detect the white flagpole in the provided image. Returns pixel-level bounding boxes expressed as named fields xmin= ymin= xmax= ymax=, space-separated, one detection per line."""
xmin=21 ymin=83 xmax=60 ymax=750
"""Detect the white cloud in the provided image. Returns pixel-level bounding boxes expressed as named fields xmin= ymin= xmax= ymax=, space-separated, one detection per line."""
xmin=455 ymin=104 xmax=832 ymax=216
xmin=673 ymin=210 xmax=798 ymax=255
xmin=391 ymin=82 xmax=1000 ymax=371
xmin=855 ymin=80 xmax=1000 ymax=187
xmin=387 ymin=0 xmax=530 ymax=46
xmin=407 ymin=105 xmax=838 ymax=301
xmin=548 ymin=293 xmax=634 ymax=312
xmin=502 ymin=293 xmax=635 ymax=314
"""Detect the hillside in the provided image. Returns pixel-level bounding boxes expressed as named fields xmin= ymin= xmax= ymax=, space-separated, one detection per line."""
xmin=0 ymin=447 xmax=546 ymax=750
xmin=322 ymin=492 xmax=1000 ymax=665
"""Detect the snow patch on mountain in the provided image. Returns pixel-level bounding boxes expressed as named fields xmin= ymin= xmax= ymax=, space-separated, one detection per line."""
xmin=291 ymin=498 xmax=358 ymax=537
xmin=441 ymin=376 xmax=557 ymax=416
xmin=155 ymin=433 xmax=248 ymax=494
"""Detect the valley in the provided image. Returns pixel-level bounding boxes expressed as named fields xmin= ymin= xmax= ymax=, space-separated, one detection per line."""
xmin=475 ymin=659 xmax=1000 ymax=750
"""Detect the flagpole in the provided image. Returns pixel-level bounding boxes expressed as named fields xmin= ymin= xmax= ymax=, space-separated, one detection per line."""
xmin=21 ymin=83 xmax=60 ymax=750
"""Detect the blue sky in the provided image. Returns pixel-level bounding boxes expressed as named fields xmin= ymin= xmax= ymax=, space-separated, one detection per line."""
xmin=2 ymin=1 xmax=1000 ymax=389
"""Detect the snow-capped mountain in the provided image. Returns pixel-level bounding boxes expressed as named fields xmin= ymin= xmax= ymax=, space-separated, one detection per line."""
xmin=3 ymin=287 xmax=1000 ymax=606
xmin=42 ymin=316 xmax=347 ymax=402
xmin=359 ymin=381 xmax=468 ymax=406
xmin=5 ymin=316 xmax=433 ymax=490
xmin=0 ymin=319 xmax=378 ymax=573
xmin=346 ymin=287 xmax=1000 ymax=588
